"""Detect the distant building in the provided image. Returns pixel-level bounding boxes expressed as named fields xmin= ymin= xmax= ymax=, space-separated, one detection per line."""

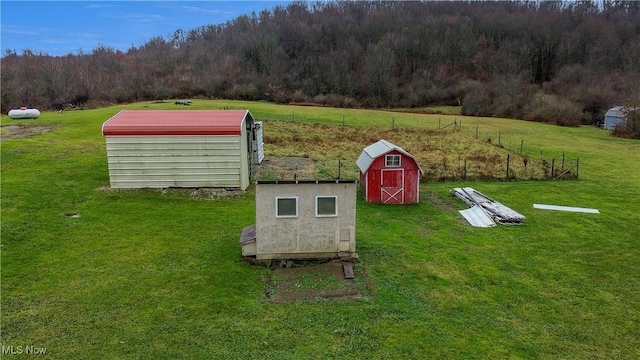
xmin=356 ymin=139 xmax=423 ymax=204
xmin=604 ymin=106 xmax=637 ymax=130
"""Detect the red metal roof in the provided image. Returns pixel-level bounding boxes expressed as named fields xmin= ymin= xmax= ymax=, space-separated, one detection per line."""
xmin=102 ymin=110 xmax=250 ymax=136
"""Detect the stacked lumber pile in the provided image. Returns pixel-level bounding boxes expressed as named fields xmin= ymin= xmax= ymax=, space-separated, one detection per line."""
xmin=451 ymin=187 xmax=525 ymax=226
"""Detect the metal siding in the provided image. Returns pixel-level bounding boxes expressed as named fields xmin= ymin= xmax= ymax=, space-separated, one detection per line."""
xmin=106 ymin=135 xmax=244 ymax=189
xmin=459 ymin=205 xmax=497 ymax=227
xmin=110 ymin=179 xmax=241 ymax=188
xmin=603 ymin=106 xmax=638 ymax=130
xmin=533 ymin=204 xmax=600 ymax=213
xmin=604 ymin=115 xmax=625 ymax=130
xmin=240 ymin=118 xmax=249 ymax=190
xmin=452 ymin=187 xmax=525 ymax=225
xmin=255 ymin=122 xmax=265 ymax=163
xmin=106 ymin=141 xmax=240 ymax=151
xmin=107 ymin=159 xmax=240 ymax=170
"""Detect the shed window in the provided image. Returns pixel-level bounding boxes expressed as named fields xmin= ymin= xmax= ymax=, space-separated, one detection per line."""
xmin=276 ymin=197 xmax=298 ymax=218
xmin=316 ymin=196 xmax=338 ymax=217
xmin=386 ymin=155 xmax=401 ymax=167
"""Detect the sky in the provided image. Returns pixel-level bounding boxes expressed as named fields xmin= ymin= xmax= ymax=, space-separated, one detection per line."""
xmin=0 ymin=1 xmax=293 ymax=56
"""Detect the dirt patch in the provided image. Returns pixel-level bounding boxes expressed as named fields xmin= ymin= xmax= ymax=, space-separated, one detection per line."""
xmin=256 ymin=156 xmax=317 ymax=180
xmin=1 ymin=124 xmax=55 ymax=141
xmin=265 ymin=261 xmax=370 ymax=303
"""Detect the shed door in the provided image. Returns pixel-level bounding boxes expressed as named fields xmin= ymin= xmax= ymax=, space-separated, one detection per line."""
xmin=253 ymin=121 xmax=265 ymax=164
xmin=381 ymin=169 xmax=404 ymax=204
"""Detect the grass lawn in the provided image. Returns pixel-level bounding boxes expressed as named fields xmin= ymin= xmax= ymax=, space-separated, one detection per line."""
xmin=1 ymin=100 xmax=639 ymax=358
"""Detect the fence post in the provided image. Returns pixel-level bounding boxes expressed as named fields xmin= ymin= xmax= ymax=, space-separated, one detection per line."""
xmin=342 ymin=115 xmax=345 ymax=127
xmin=520 ymin=139 xmax=524 ymax=153
xmin=562 ymin=153 xmax=565 ymax=170
xmin=498 ymin=133 xmax=501 ymax=147
xmin=506 ymin=154 xmax=510 ymax=179
xmin=551 ymin=158 xmax=555 ymax=179
xmin=392 ymin=117 xmax=395 ymax=129
xmin=464 ymin=159 xmax=467 ymax=180
xmin=475 ymin=125 xmax=479 ymax=139
xmin=338 ymin=160 xmax=341 ymax=179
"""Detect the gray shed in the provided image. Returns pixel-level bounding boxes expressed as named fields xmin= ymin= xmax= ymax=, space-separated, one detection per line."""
xmin=240 ymin=180 xmax=358 ymax=260
xmin=102 ymin=110 xmax=263 ymax=190
xmin=604 ymin=106 xmax=636 ymax=130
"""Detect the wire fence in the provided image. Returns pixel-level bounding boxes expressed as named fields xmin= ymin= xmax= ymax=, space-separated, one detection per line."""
xmin=453 ymin=120 xmax=579 ymax=181
xmin=236 ymin=107 xmax=581 ymax=182
xmin=418 ymin=153 xmax=579 ymax=182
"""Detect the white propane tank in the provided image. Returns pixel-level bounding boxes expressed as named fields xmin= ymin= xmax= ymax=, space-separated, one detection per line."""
xmin=8 ymin=107 xmax=41 ymax=119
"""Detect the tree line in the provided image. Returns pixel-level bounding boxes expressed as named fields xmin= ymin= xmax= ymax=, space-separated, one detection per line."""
xmin=2 ymin=0 xmax=639 ymax=128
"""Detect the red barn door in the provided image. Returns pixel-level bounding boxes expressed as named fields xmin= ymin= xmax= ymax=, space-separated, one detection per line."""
xmin=381 ymin=169 xmax=404 ymax=204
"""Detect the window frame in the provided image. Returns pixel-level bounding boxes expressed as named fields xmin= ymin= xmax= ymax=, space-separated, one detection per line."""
xmin=315 ymin=195 xmax=338 ymax=218
xmin=275 ymin=196 xmax=298 ymax=218
xmin=385 ymin=154 xmax=401 ymax=167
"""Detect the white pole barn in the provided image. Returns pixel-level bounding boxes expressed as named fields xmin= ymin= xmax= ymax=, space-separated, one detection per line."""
xmin=102 ymin=110 xmax=262 ymax=190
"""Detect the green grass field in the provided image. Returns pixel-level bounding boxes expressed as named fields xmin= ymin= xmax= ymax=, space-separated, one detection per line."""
xmin=2 ymin=100 xmax=639 ymax=358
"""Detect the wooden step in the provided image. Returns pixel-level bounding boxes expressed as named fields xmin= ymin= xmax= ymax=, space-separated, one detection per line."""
xmin=342 ymin=263 xmax=355 ymax=279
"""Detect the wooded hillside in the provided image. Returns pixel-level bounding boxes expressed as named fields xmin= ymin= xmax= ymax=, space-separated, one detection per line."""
xmin=2 ymin=1 xmax=639 ymax=126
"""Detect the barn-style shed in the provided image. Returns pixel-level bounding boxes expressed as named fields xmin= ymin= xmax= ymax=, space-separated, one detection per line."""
xmin=102 ymin=110 xmax=263 ymax=190
xmin=356 ymin=139 xmax=423 ymax=204
xmin=240 ymin=180 xmax=358 ymax=260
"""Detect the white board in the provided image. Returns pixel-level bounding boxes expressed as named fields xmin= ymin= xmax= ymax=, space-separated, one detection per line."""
xmin=533 ymin=204 xmax=600 ymax=214
xmin=254 ymin=121 xmax=265 ymax=164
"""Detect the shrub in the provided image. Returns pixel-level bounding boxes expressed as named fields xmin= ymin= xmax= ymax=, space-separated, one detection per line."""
xmin=522 ymin=93 xmax=582 ymax=126
xmin=312 ymin=94 xmax=357 ymax=108
xmin=491 ymin=76 xmax=530 ymax=119
xmin=267 ymin=89 xmax=291 ymax=104
xmin=226 ymin=84 xmax=260 ymax=101
xmin=289 ymin=90 xmax=308 ymax=104
xmin=461 ymin=81 xmax=495 ymax=117
xmin=397 ymin=85 xmax=420 ymax=108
